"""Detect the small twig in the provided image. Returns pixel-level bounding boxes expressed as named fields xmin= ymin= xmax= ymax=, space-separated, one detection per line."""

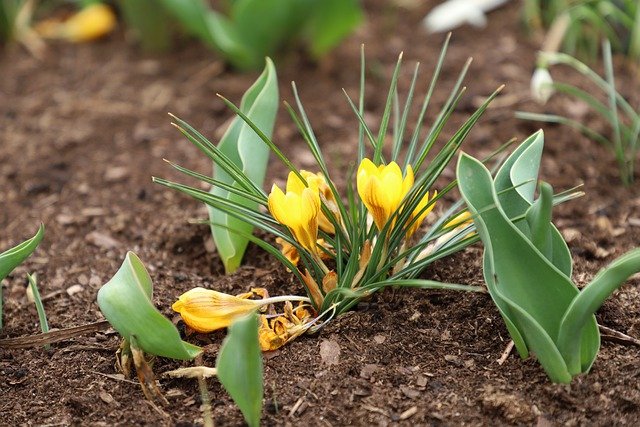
xmin=0 ymin=320 xmax=110 ymax=349
xmin=288 ymin=397 xmax=305 ymax=418
xmin=195 ymin=355 xmax=214 ymax=427
xmin=91 ymin=371 xmax=139 ymax=385
xmin=497 ymin=340 xmax=515 ymax=365
xmin=600 ymin=325 xmax=640 ymax=347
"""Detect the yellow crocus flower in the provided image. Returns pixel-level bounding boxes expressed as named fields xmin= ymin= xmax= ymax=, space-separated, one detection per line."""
xmin=286 ymin=170 xmax=339 ymax=234
xmin=36 ymin=3 xmax=116 ymax=43
xmin=407 ymin=190 xmax=438 ymax=237
xmin=268 ymin=171 xmax=321 ymax=254
xmin=357 ymin=158 xmax=414 ymax=231
xmin=172 ymin=287 xmax=262 ymax=333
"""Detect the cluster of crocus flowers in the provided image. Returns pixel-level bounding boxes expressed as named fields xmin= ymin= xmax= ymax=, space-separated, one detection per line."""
xmin=357 ymin=159 xmax=436 ymax=237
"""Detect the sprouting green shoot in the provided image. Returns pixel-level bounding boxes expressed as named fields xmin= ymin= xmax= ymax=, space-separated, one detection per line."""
xmin=27 ymin=273 xmax=50 ymax=349
xmin=518 ymin=40 xmax=640 ymax=185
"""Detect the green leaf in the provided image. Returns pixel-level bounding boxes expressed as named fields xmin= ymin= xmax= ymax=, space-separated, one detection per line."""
xmin=232 ymin=0 xmax=305 ymax=61
xmin=117 ymin=0 xmax=172 ymax=52
xmin=0 ymin=224 xmax=44 ymax=329
xmin=209 ymin=58 xmax=278 ymax=273
xmin=457 ymin=152 xmax=583 ymax=381
xmin=304 ymin=0 xmax=363 ymax=58
xmin=158 ymin=0 xmax=255 ymax=69
xmin=97 ymin=252 xmax=202 ymax=360
xmin=27 ymin=273 xmax=50 ymax=349
xmin=557 ymin=248 xmax=640 ymax=375
xmin=0 ymin=224 xmax=44 ymax=280
xmin=216 ymin=313 xmax=263 ymax=427
xmin=493 ymin=131 xmax=572 ymax=276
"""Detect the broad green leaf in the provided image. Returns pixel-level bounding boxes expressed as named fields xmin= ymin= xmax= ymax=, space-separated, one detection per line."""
xmin=497 ymin=289 xmax=572 ymax=383
xmin=97 ymin=252 xmax=202 ymax=360
xmin=209 ymin=58 xmax=278 ymax=273
xmin=232 ymin=0 xmax=305 ymax=63
xmin=216 ymin=313 xmax=263 ymax=427
xmin=557 ymin=248 xmax=640 ymax=375
xmin=493 ymin=131 xmax=572 ymax=276
xmin=0 ymin=224 xmax=44 ymax=280
xmin=525 ymin=182 xmax=554 ymax=265
xmin=457 ymin=153 xmax=587 ymax=380
xmin=117 ymin=0 xmax=172 ymax=52
xmin=0 ymin=224 xmax=44 ymax=329
xmin=158 ymin=0 xmax=254 ymax=69
xmin=304 ymin=0 xmax=363 ymax=58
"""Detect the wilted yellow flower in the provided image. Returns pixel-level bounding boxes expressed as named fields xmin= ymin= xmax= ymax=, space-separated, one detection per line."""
xmin=287 ymin=170 xmax=340 ymax=233
xmin=258 ymin=302 xmax=315 ymax=351
xmin=276 ymin=237 xmax=332 ymax=269
xmin=276 ymin=237 xmax=300 ymax=267
xmin=36 ymin=3 xmax=116 ymax=43
xmin=407 ymin=190 xmax=437 ymax=237
xmin=357 ymin=159 xmax=414 ymax=231
xmin=172 ymin=287 xmax=262 ymax=333
xmin=268 ymin=171 xmax=320 ymax=254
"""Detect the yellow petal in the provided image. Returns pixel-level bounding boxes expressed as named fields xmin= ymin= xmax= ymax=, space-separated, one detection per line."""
xmin=357 ymin=159 xmax=411 ymax=231
xmin=258 ymin=316 xmax=287 ymax=351
xmin=172 ymin=287 xmax=258 ymax=333
xmin=301 ymin=269 xmax=324 ymax=308
xmin=408 ymin=190 xmax=437 ymax=237
xmin=285 ymin=170 xmax=307 ymax=195
xmin=444 ymin=211 xmax=472 ymax=229
xmin=268 ymin=184 xmax=288 ymax=224
xmin=322 ymin=271 xmax=338 ymax=293
xmin=276 ymin=237 xmax=300 ymax=267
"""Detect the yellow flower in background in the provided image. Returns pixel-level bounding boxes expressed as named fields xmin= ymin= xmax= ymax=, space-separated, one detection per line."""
xmin=172 ymin=287 xmax=262 ymax=333
xmin=444 ymin=211 xmax=472 ymax=229
xmin=268 ymin=171 xmax=321 ymax=254
xmin=357 ymin=159 xmax=414 ymax=231
xmin=407 ymin=190 xmax=437 ymax=237
xmin=286 ymin=170 xmax=339 ymax=233
xmin=36 ymin=3 xmax=116 ymax=43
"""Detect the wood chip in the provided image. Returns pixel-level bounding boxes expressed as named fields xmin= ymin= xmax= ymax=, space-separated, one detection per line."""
xmin=104 ymin=166 xmax=129 ymax=182
xmin=319 ymin=339 xmax=341 ymax=366
xmin=373 ymin=334 xmax=386 ymax=344
xmin=99 ymin=391 xmax=115 ymax=405
xmin=399 ymin=406 xmax=418 ymax=420
xmin=86 ymin=231 xmax=121 ymax=249
xmin=66 ymin=284 xmax=84 ymax=296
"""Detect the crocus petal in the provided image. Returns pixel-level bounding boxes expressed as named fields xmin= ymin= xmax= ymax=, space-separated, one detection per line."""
xmin=357 ymin=159 xmax=411 ymax=231
xmin=408 ymin=190 xmax=437 ymax=237
xmin=172 ymin=287 xmax=259 ymax=333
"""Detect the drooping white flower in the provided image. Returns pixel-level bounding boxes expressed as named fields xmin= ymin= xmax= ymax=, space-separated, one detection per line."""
xmin=423 ymin=0 xmax=511 ymax=33
xmin=530 ymin=67 xmax=555 ymax=104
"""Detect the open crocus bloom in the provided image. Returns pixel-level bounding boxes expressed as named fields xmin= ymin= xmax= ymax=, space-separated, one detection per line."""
xmin=357 ymin=159 xmax=414 ymax=231
xmin=288 ymin=170 xmax=340 ymax=233
xmin=268 ymin=171 xmax=321 ymax=254
xmin=172 ymin=287 xmax=264 ymax=333
xmin=357 ymin=158 xmax=436 ymax=236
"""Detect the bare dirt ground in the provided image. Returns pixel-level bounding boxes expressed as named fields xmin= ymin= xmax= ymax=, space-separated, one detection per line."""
xmin=1 ymin=1 xmax=639 ymax=425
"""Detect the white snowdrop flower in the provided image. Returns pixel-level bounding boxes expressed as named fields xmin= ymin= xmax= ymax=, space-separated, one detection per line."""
xmin=530 ymin=67 xmax=555 ymax=104
xmin=423 ymin=0 xmax=511 ymax=33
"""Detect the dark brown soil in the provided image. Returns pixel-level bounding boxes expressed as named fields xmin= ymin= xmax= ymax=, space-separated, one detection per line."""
xmin=2 ymin=1 xmax=640 ymax=425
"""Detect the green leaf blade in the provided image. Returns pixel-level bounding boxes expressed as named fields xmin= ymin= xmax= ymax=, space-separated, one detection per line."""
xmin=97 ymin=252 xmax=201 ymax=360
xmin=210 ymin=58 xmax=278 ymax=273
xmin=217 ymin=313 xmax=263 ymax=427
